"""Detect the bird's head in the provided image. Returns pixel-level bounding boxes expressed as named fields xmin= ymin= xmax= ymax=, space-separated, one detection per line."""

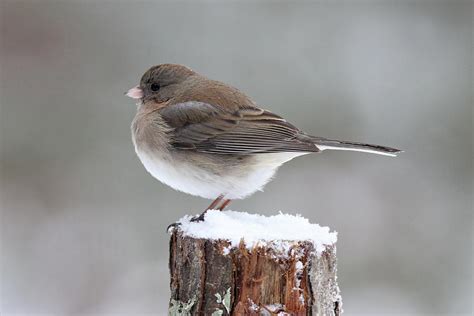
xmin=126 ymin=64 xmax=196 ymax=103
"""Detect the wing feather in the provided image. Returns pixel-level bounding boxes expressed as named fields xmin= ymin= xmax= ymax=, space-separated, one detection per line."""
xmin=159 ymin=101 xmax=318 ymax=155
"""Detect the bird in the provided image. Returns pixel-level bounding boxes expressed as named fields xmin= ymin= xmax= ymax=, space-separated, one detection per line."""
xmin=126 ymin=64 xmax=401 ymax=222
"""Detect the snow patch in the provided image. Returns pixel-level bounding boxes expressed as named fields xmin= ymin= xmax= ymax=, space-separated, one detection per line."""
xmin=294 ymin=260 xmax=304 ymax=290
xmin=177 ymin=210 xmax=337 ymax=254
xmin=222 ymin=245 xmax=232 ymax=255
xmin=265 ymin=303 xmax=285 ymax=314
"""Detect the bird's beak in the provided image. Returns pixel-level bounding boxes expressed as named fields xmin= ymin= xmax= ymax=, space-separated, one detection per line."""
xmin=125 ymin=86 xmax=144 ymax=99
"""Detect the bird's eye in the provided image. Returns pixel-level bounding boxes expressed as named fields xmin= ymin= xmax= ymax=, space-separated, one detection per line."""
xmin=150 ymin=83 xmax=160 ymax=92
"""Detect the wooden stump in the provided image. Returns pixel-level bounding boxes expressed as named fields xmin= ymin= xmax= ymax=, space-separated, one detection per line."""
xmin=168 ymin=229 xmax=341 ymax=315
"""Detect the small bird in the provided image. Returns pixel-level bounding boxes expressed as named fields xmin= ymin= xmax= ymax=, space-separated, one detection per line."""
xmin=126 ymin=64 xmax=400 ymax=221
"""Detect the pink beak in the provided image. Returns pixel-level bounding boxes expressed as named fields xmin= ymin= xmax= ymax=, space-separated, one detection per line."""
xmin=125 ymin=86 xmax=144 ymax=99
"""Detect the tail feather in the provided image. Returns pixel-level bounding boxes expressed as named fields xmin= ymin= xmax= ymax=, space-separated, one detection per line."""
xmin=312 ymin=137 xmax=402 ymax=157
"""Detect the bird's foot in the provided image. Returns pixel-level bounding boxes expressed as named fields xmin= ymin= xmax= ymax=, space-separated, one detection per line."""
xmin=167 ymin=195 xmax=230 ymax=232
xmin=166 ymin=222 xmax=181 ymax=233
xmin=190 ymin=212 xmax=206 ymax=223
xmin=167 ymin=213 xmax=205 ymax=233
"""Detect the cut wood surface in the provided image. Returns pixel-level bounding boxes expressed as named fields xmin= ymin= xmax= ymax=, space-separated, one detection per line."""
xmin=168 ymin=211 xmax=341 ymax=315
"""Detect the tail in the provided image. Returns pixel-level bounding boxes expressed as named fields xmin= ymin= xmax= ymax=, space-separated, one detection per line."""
xmin=312 ymin=137 xmax=402 ymax=157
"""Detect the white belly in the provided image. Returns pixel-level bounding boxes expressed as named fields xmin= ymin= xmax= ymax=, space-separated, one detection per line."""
xmin=135 ymin=149 xmax=307 ymax=200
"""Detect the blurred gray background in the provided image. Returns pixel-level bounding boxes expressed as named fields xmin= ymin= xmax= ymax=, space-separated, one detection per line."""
xmin=1 ymin=1 xmax=472 ymax=315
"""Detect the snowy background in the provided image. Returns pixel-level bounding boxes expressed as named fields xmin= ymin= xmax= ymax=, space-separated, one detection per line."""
xmin=1 ymin=1 xmax=472 ymax=315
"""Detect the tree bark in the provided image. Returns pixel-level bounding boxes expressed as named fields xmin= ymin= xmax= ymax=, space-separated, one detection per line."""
xmin=169 ymin=229 xmax=342 ymax=316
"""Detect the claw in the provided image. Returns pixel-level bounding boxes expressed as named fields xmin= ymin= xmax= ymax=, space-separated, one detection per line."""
xmin=190 ymin=214 xmax=205 ymax=223
xmin=167 ymin=222 xmax=181 ymax=233
xmin=167 ymin=195 xmax=230 ymax=232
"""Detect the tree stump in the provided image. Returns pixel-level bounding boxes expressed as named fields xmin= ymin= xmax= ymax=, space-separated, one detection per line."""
xmin=168 ymin=211 xmax=341 ymax=315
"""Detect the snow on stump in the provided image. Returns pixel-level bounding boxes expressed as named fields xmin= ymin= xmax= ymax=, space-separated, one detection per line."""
xmin=169 ymin=210 xmax=341 ymax=315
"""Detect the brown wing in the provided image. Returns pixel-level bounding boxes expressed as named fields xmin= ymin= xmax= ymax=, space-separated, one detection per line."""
xmin=159 ymin=101 xmax=318 ymax=155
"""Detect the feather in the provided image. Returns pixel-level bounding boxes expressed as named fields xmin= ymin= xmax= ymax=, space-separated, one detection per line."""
xmin=159 ymin=101 xmax=318 ymax=155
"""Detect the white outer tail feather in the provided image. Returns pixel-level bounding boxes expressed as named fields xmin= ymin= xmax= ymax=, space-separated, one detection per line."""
xmin=316 ymin=145 xmax=398 ymax=157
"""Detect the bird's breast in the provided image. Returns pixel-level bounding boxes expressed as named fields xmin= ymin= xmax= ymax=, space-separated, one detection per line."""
xmin=131 ymin=108 xmax=172 ymax=153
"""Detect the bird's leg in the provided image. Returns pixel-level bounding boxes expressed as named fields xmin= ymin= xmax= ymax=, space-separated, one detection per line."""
xmin=187 ymin=198 xmax=231 ymax=227
xmin=167 ymin=195 xmax=225 ymax=232
xmin=206 ymin=194 xmax=225 ymax=211
xmin=190 ymin=194 xmax=224 ymax=222
xmin=217 ymin=199 xmax=232 ymax=211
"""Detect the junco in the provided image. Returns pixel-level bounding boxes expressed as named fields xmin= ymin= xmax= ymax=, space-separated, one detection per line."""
xmin=126 ymin=64 xmax=400 ymax=221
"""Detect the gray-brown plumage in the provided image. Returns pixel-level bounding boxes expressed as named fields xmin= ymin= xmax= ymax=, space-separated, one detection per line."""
xmin=127 ymin=64 xmax=401 ymax=215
